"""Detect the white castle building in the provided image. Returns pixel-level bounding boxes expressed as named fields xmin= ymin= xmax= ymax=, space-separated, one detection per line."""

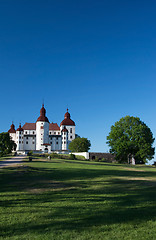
xmin=8 ymin=105 xmax=76 ymax=153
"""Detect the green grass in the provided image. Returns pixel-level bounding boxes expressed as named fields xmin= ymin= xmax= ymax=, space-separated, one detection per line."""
xmin=0 ymin=159 xmax=156 ymax=240
xmin=0 ymin=154 xmax=14 ymax=161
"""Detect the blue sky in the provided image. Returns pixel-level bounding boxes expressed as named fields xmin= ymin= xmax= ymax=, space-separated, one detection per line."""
xmin=0 ymin=0 xmax=156 ymax=161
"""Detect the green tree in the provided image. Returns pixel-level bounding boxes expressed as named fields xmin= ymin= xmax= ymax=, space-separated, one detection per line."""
xmin=69 ymin=137 xmax=91 ymax=152
xmin=0 ymin=132 xmax=16 ymax=156
xmin=107 ymin=116 xmax=155 ymax=164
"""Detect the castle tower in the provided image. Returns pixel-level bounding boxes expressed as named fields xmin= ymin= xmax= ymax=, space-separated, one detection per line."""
xmin=60 ymin=109 xmax=76 ymax=150
xmin=61 ymin=126 xmax=68 ymax=150
xmin=36 ymin=104 xmax=50 ymax=151
xmin=16 ymin=124 xmax=24 ymax=151
xmin=8 ymin=123 xmax=16 ymax=142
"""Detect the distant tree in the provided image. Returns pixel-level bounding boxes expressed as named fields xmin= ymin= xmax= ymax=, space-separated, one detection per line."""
xmin=107 ymin=116 xmax=155 ymax=164
xmin=69 ymin=137 xmax=91 ymax=152
xmin=0 ymin=132 xmax=16 ymax=156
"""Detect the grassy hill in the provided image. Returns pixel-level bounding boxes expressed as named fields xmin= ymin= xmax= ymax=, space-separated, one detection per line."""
xmin=0 ymin=158 xmax=156 ymax=240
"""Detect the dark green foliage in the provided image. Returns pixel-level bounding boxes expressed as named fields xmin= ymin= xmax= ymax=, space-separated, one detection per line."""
xmin=0 ymin=132 xmax=16 ymax=157
xmin=107 ymin=116 xmax=155 ymax=163
xmin=27 ymin=150 xmax=33 ymax=156
xmin=69 ymin=137 xmax=91 ymax=152
xmin=50 ymin=153 xmax=59 ymax=159
xmin=69 ymin=153 xmax=76 ymax=160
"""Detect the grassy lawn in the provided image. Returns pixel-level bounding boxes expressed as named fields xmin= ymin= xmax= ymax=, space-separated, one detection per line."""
xmin=0 ymin=155 xmax=14 ymax=161
xmin=0 ymin=158 xmax=156 ymax=240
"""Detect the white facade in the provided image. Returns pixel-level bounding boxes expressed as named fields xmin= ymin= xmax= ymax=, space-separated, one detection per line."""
xmin=8 ymin=106 xmax=76 ymax=153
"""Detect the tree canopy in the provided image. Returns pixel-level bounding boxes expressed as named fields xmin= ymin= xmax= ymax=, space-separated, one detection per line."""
xmin=0 ymin=132 xmax=16 ymax=156
xmin=69 ymin=137 xmax=91 ymax=152
xmin=107 ymin=116 xmax=155 ymax=164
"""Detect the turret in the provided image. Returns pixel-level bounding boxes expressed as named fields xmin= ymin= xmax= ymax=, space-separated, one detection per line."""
xmin=16 ymin=124 xmax=24 ymax=151
xmin=61 ymin=126 xmax=68 ymax=150
xmin=8 ymin=123 xmax=16 ymax=143
xmin=60 ymin=109 xmax=76 ymax=148
xmin=36 ymin=104 xmax=50 ymax=152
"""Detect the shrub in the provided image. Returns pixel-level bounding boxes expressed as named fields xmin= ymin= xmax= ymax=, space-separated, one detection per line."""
xmin=50 ymin=153 xmax=59 ymax=159
xmin=69 ymin=154 xmax=76 ymax=160
xmin=27 ymin=151 xmax=33 ymax=156
xmin=75 ymin=155 xmax=86 ymax=160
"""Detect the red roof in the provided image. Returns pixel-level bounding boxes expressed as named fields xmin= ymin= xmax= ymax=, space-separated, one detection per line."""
xmin=60 ymin=109 xmax=75 ymax=126
xmin=36 ymin=104 xmax=49 ymax=123
xmin=8 ymin=123 xmax=16 ymax=133
xmin=60 ymin=118 xmax=75 ymax=126
xmin=62 ymin=126 xmax=68 ymax=132
xmin=49 ymin=123 xmax=60 ymax=131
xmin=22 ymin=123 xmax=36 ymax=130
xmin=16 ymin=124 xmax=23 ymax=131
xmin=42 ymin=143 xmax=51 ymax=146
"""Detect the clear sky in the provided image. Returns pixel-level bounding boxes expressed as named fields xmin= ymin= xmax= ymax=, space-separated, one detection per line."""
xmin=0 ymin=0 xmax=156 ymax=161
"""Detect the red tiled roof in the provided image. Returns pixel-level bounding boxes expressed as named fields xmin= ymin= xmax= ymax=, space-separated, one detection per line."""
xmin=36 ymin=104 xmax=49 ymax=123
xmin=60 ymin=118 xmax=75 ymax=126
xmin=22 ymin=123 xmax=36 ymax=130
xmin=62 ymin=127 xmax=68 ymax=132
xmin=8 ymin=123 xmax=16 ymax=133
xmin=49 ymin=123 xmax=60 ymax=131
xmin=60 ymin=109 xmax=75 ymax=126
xmin=16 ymin=124 xmax=23 ymax=131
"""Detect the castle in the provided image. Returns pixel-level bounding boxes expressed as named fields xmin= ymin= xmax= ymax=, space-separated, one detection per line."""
xmin=8 ymin=105 xmax=76 ymax=153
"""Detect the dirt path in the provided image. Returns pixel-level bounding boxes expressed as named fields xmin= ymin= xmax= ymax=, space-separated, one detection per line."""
xmin=0 ymin=156 xmax=26 ymax=168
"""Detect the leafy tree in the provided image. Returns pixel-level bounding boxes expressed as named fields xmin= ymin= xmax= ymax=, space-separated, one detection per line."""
xmin=107 ymin=116 xmax=155 ymax=164
xmin=69 ymin=137 xmax=91 ymax=152
xmin=0 ymin=132 xmax=16 ymax=156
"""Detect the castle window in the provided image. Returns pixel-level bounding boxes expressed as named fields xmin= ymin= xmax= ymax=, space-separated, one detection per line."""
xmin=58 ymin=132 xmax=60 ymax=135
xmin=25 ymin=131 xmax=27 ymax=134
xmin=26 ymin=137 xmax=28 ymax=140
xmin=26 ymin=141 xmax=28 ymax=144
xmin=70 ymin=128 xmax=72 ymax=133
xmin=54 ymin=132 xmax=56 ymax=135
xmin=19 ymin=136 xmax=21 ymax=139
xmin=32 ymin=142 xmax=35 ymax=144
xmin=50 ymin=142 xmax=52 ymax=144
xmin=64 ymin=141 xmax=66 ymax=144
xmin=70 ymin=136 xmax=72 ymax=139
xmin=19 ymin=141 xmax=21 ymax=144
xmin=50 ymin=132 xmax=52 ymax=135
xmin=56 ymin=141 xmax=58 ymax=144
xmin=33 ymin=131 xmax=35 ymax=134
xmin=56 ymin=137 xmax=58 ymax=140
